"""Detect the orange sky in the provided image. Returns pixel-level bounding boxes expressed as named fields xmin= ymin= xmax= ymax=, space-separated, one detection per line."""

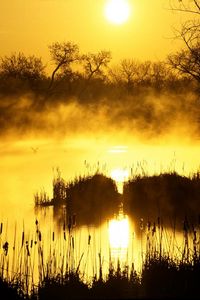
xmin=0 ymin=0 xmax=187 ymax=67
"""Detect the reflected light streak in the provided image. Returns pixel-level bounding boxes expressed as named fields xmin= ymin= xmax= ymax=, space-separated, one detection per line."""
xmin=109 ymin=211 xmax=129 ymax=250
xmin=108 ymin=145 xmax=128 ymax=153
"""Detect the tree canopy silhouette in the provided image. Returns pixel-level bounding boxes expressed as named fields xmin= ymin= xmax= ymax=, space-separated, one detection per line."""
xmin=48 ymin=41 xmax=80 ymax=89
xmin=0 ymin=52 xmax=45 ymax=82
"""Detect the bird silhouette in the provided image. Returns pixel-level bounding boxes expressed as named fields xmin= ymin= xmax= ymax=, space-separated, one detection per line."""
xmin=31 ymin=147 xmax=39 ymax=154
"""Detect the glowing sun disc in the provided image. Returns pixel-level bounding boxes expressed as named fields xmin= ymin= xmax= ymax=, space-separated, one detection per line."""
xmin=111 ymin=168 xmax=129 ymax=182
xmin=105 ymin=0 xmax=130 ymax=25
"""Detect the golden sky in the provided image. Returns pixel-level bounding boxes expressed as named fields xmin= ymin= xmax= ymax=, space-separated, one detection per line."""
xmin=0 ymin=0 xmax=186 ymax=65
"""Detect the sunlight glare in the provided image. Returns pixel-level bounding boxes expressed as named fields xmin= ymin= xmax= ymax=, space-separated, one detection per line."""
xmin=109 ymin=213 xmax=129 ymax=249
xmin=111 ymin=168 xmax=129 ymax=182
xmin=104 ymin=0 xmax=130 ymax=25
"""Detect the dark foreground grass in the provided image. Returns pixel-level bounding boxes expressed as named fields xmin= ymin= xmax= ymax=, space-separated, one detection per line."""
xmin=0 ymin=277 xmax=25 ymax=300
xmin=141 ymin=256 xmax=200 ymax=299
xmin=37 ymin=266 xmax=140 ymax=300
xmin=1 ymin=222 xmax=200 ymax=300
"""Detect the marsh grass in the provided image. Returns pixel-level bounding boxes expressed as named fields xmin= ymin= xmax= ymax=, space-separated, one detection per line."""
xmin=123 ymin=171 xmax=200 ymax=233
xmin=2 ymin=171 xmax=200 ymax=298
xmin=35 ymin=172 xmax=120 ymax=226
xmin=1 ymin=216 xmax=200 ymax=299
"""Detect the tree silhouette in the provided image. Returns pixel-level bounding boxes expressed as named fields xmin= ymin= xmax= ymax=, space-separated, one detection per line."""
xmin=48 ymin=41 xmax=80 ymax=89
xmin=82 ymin=50 xmax=111 ymax=81
xmin=0 ymin=52 xmax=45 ymax=82
xmin=168 ymin=45 xmax=200 ymax=83
xmin=110 ymin=59 xmax=152 ymax=93
xmin=119 ymin=59 xmax=138 ymax=92
xmin=168 ymin=0 xmax=200 ymax=84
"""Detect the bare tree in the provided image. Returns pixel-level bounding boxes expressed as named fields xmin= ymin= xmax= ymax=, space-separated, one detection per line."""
xmin=48 ymin=41 xmax=79 ymax=89
xmin=116 ymin=59 xmax=140 ymax=92
xmin=168 ymin=44 xmax=200 ymax=82
xmin=168 ymin=0 xmax=200 ymax=84
xmin=82 ymin=50 xmax=111 ymax=81
xmin=151 ymin=61 xmax=173 ymax=89
xmin=109 ymin=59 xmax=178 ymax=91
xmin=0 ymin=52 xmax=45 ymax=82
xmin=109 ymin=59 xmax=150 ymax=92
xmin=136 ymin=61 xmax=152 ymax=86
xmin=170 ymin=0 xmax=200 ymax=50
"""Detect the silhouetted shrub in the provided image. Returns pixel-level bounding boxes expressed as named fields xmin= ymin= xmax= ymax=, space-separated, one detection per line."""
xmin=0 ymin=277 xmax=25 ymax=300
xmin=66 ymin=173 xmax=120 ymax=226
xmin=123 ymin=172 xmax=200 ymax=232
xmin=38 ymin=273 xmax=89 ymax=300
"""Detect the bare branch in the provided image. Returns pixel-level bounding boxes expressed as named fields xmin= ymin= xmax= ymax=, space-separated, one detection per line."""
xmin=168 ymin=0 xmax=200 ymax=14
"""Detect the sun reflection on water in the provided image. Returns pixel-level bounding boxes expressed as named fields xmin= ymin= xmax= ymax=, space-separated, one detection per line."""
xmin=110 ymin=168 xmax=129 ymax=193
xmin=108 ymin=204 xmax=129 ymax=261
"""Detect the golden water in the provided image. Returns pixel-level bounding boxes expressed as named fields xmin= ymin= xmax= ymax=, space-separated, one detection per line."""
xmin=0 ymin=136 xmax=200 ymax=284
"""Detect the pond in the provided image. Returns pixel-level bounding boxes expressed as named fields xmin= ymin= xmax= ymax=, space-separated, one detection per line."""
xmin=0 ymin=135 xmax=200 ymax=285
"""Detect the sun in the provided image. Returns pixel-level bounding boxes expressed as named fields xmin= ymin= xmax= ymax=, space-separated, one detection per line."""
xmin=110 ymin=168 xmax=129 ymax=183
xmin=104 ymin=0 xmax=131 ymax=25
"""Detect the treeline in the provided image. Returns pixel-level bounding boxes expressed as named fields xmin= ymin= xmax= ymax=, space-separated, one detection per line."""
xmin=0 ymin=41 xmax=199 ymax=102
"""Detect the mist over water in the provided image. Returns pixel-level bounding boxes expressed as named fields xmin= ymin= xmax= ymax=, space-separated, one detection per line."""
xmin=0 ymin=90 xmax=200 ymax=216
xmin=0 ymin=89 xmax=200 ymax=140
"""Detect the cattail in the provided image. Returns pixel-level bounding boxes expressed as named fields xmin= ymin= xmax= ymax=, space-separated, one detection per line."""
xmin=3 ymin=241 xmax=9 ymax=256
xmin=38 ymin=231 xmax=42 ymax=242
xmin=72 ymin=236 xmax=74 ymax=249
xmin=64 ymin=231 xmax=66 ymax=241
xmin=21 ymin=232 xmax=24 ymax=247
xmin=52 ymin=232 xmax=55 ymax=242
xmin=30 ymin=239 xmax=33 ymax=248
xmin=35 ymin=219 xmax=38 ymax=226
xmin=88 ymin=235 xmax=91 ymax=245
xmin=26 ymin=241 xmax=30 ymax=256
xmin=0 ymin=222 xmax=3 ymax=235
